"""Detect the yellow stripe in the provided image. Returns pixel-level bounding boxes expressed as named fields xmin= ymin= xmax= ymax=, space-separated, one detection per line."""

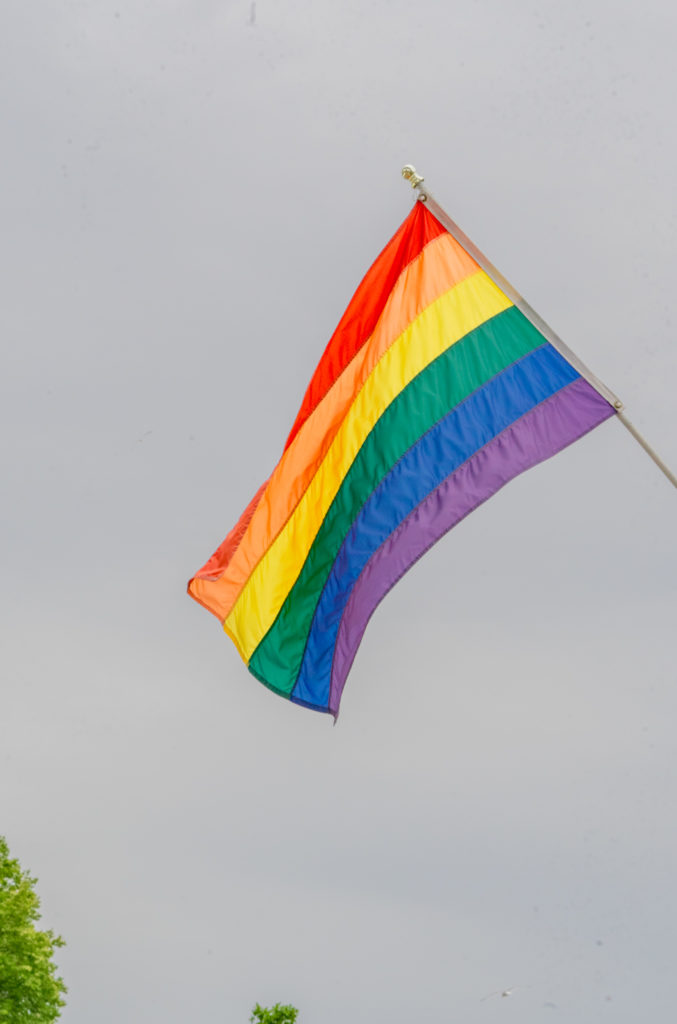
xmin=226 ymin=271 xmax=512 ymax=660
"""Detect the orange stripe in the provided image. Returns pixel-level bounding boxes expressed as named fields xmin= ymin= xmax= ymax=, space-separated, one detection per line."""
xmin=284 ymin=202 xmax=447 ymax=450
xmin=188 ymin=231 xmax=480 ymax=623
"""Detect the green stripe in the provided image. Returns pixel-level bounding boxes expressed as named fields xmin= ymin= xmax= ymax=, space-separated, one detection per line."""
xmin=249 ymin=305 xmax=545 ymax=693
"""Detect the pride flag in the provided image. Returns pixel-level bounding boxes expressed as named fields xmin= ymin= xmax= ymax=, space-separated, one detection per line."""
xmin=188 ymin=200 xmax=615 ymax=717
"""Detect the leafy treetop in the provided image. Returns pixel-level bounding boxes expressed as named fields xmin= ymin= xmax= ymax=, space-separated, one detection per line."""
xmin=0 ymin=836 xmax=67 ymax=1024
xmin=250 ymin=1002 xmax=299 ymax=1024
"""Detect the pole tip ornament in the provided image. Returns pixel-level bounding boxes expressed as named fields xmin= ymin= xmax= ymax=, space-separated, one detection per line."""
xmin=402 ymin=164 xmax=424 ymax=188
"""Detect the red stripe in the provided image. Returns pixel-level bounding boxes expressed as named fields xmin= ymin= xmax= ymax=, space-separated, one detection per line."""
xmin=283 ymin=202 xmax=447 ymax=451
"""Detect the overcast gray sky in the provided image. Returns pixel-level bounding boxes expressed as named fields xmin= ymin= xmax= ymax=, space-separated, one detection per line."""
xmin=2 ymin=2 xmax=676 ymax=1021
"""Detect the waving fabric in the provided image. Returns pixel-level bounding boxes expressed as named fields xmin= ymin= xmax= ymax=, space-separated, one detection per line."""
xmin=188 ymin=201 xmax=614 ymax=717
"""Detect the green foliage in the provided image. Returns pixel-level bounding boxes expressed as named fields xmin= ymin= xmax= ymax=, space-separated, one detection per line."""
xmin=0 ymin=836 xmax=67 ymax=1023
xmin=250 ymin=1002 xmax=299 ymax=1024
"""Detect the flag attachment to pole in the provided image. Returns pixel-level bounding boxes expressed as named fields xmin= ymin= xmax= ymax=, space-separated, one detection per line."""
xmin=403 ymin=164 xmax=677 ymax=492
xmin=189 ymin=169 xmax=622 ymax=717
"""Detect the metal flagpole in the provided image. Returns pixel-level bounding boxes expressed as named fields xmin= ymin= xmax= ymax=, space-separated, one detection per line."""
xmin=615 ymin=410 xmax=677 ymax=488
xmin=402 ymin=164 xmax=677 ymax=491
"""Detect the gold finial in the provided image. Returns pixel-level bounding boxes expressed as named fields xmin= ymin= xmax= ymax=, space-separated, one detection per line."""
xmin=401 ymin=164 xmax=424 ymax=188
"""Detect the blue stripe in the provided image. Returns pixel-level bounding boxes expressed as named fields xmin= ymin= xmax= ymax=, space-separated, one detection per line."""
xmin=291 ymin=343 xmax=579 ymax=709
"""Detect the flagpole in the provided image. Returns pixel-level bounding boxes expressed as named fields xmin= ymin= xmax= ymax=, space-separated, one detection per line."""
xmin=402 ymin=165 xmax=677 ymax=491
xmin=615 ymin=411 xmax=677 ymax=488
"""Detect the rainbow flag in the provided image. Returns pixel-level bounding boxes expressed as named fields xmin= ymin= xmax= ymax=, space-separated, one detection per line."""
xmin=188 ymin=200 xmax=615 ymax=717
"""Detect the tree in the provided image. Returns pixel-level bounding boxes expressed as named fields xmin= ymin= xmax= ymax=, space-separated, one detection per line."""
xmin=250 ymin=1002 xmax=299 ymax=1024
xmin=0 ymin=836 xmax=66 ymax=1023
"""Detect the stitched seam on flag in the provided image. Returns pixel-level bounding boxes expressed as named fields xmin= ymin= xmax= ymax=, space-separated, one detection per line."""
xmin=226 ymin=235 xmax=480 ymax=605
xmin=247 ymin=654 xmax=333 ymax=714
xmin=327 ymin=375 xmax=588 ymax=696
xmin=289 ymin=695 xmax=333 ymax=715
xmin=228 ymin=270 xmax=507 ymax=651
xmin=280 ymin=335 xmax=550 ymax=697
xmin=290 ymin=229 xmax=461 ymax=441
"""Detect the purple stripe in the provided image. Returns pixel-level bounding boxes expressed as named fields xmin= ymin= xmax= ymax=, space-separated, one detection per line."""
xmin=329 ymin=377 xmax=615 ymax=715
